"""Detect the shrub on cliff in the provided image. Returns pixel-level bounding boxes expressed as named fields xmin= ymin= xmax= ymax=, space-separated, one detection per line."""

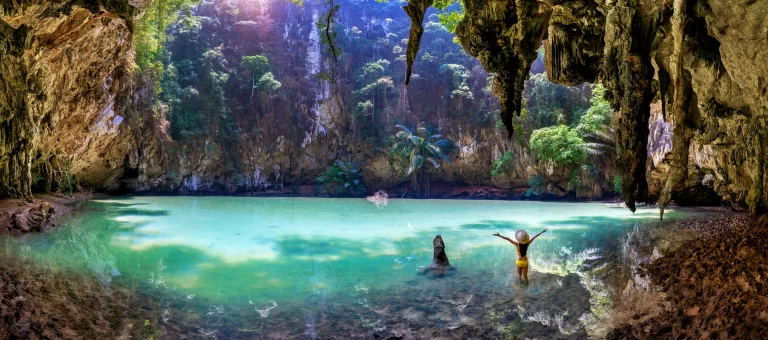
xmin=530 ymin=125 xmax=587 ymax=168
xmin=490 ymin=150 xmax=515 ymax=177
xmin=316 ymin=161 xmax=365 ymax=196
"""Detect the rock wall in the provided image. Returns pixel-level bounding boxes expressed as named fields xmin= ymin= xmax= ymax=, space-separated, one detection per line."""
xmin=7 ymin=0 xmax=765 ymax=211
xmin=405 ymin=0 xmax=768 ymax=213
xmin=0 ymin=0 xmax=149 ymax=197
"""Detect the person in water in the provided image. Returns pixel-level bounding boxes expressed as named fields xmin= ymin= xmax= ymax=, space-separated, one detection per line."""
xmin=492 ymin=229 xmax=547 ymax=284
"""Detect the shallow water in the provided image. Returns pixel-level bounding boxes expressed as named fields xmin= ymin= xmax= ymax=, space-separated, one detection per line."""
xmin=0 ymin=197 xmax=703 ymax=338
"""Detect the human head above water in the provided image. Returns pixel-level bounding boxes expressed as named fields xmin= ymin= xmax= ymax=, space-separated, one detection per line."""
xmin=515 ymin=230 xmax=530 ymax=244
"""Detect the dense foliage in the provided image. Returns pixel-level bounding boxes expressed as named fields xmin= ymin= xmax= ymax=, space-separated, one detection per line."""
xmin=316 ymin=161 xmax=365 ymax=196
xmin=128 ymin=0 xmax=614 ymax=196
xmin=134 ymin=0 xmax=197 ymax=86
xmin=490 ymin=151 xmax=515 ymax=177
xmin=527 ymin=84 xmax=617 ymax=196
xmin=523 ymin=73 xmax=591 ymax=129
xmin=390 ymin=125 xmax=456 ymax=196
xmin=530 ymin=125 xmax=587 ymax=168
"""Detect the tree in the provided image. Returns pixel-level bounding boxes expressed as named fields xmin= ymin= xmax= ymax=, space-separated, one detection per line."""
xmin=529 ymin=125 xmax=587 ymax=168
xmin=257 ymin=72 xmax=282 ymax=94
xmin=240 ymin=55 xmax=270 ymax=100
xmin=390 ymin=125 xmax=456 ymax=197
xmin=133 ymin=0 xmax=197 ymax=88
xmin=523 ymin=73 xmax=591 ymax=128
xmin=359 ymin=62 xmax=385 ymax=82
xmin=577 ymin=84 xmax=615 ymax=157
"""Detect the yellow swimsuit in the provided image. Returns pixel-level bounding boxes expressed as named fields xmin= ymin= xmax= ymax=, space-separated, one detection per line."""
xmin=515 ymin=242 xmax=529 ymax=267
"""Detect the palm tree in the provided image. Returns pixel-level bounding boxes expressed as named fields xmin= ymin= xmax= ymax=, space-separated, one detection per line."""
xmin=390 ymin=125 xmax=456 ymax=197
xmin=579 ymin=84 xmax=616 ymax=160
xmin=584 ymin=125 xmax=615 ymax=157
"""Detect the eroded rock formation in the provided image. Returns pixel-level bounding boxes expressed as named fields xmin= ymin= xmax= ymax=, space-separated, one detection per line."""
xmin=0 ymin=0 xmax=149 ymax=197
xmin=456 ymin=0 xmax=551 ymax=139
xmin=1 ymin=0 xmax=766 ymax=214
xmin=404 ymin=0 xmax=768 ymax=213
xmin=0 ymin=201 xmax=54 ymax=232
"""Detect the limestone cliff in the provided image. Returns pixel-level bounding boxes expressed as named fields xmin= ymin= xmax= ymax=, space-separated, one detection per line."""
xmin=405 ymin=0 xmax=768 ymax=213
xmin=0 ymin=0 xmax=149 ymax=197
xmin=2 ymin=0 xmax=766 ymax=213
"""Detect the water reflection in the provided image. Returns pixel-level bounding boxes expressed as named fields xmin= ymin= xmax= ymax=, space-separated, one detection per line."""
xmin=0 ymin=197 xmax=707 ymax=338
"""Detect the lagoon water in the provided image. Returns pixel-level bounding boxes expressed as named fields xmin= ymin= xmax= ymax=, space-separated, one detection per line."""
xmin=0 ymin=197 xmax=702 ymax=338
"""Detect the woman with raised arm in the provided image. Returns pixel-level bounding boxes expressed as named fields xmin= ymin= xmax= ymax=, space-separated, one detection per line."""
xmin=492 ymin=229 xmax=547 ymax=284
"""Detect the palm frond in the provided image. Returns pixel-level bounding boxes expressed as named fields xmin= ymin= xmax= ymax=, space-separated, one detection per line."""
xmin=426 ymin=157 xmax=441 ymax=168
xmin=434 ymin=139 xmax=456 ymax=152
xmin=395 ymin=130 xmax=410 ymax=139
xmin=409 ymin=135 xmax=423 ymax=146
xmin=585 ymin=130 xmax=615 ymax=144
xmin=395 ymin=124 xmax=412 ymax=136
xmin=416 ymin=126 xmax=430 ymax=138
xmin=407 ymin=154 xmax=424 ymax=175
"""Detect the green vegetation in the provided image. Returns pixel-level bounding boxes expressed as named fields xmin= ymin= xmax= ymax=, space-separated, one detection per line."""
xmin=530 ymin=125 xmax=587 ymax=168
xmin=240 ymin=55 xmax=270 ymax=100
xmin=124 ymin=0 xmax=616 ymax=196
xmin=528 ymin=84 xmax=616 ymax=196
xmin=316 ymin=161 xmax=365 ymax=196
xmin=257 ymin=72 xmax=282 ymax=94
xmin=490 ymin=150 xmax=515 ymax=177
xmin=433 ymin=0 xmax=464 ymax=44
xmin=524 ymin=73 xmax=591 ymax=128
xmin=316 ymin=0 xmax=342 ymax=63
xmin=134 ymin=0 xmax=197 ymax=88
xmin=525 ymin=174 xmax=548 ymax=197
xmin=577 ymin=85 xmax=615 ymax=157
xmin=56 ymin=164 xmax=75 ymax=196
xmin=390 ymin=125 xmax=456 ymax=197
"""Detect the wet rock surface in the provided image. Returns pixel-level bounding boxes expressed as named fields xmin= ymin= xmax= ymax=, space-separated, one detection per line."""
xmin=0 ymin=201 xmax=54 ymax=232
xmin=0 ymin=248 xmax=595 ymax=339
xmin=0 ymin=1 xmax=144 ymax=197
xmin=0 ymin=193 xmax=96 ymax=233
xmin=607 ymin=215 xmax=768 ymax=339
xmin=420 ymin=235 xmax=455 ymax=278
xmin=0 ymin=256 xmax=158 ymax=339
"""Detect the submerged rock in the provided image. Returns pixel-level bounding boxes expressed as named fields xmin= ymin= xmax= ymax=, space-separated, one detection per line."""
xmin=420 ymin=235 xmax=455 ymax=278
xmin=0 ymin=201 xmax=55 ymax=232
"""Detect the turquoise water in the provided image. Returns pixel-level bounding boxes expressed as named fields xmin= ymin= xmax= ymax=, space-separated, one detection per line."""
xmin=0 ymin=197 xmax=701 ymax=337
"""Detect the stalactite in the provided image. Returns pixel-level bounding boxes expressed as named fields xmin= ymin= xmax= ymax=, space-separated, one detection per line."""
xmin=403 ymin=0 xmax=433 ymax=85
xmin=658 ymin=0 xmax=690 ymax=219
xmin=746 ymin=117 xmax=767 ymax=214
xmin=455 ymin=0 xmax=552 ymax=138
xmin=0 ymin=19 xmax=33 ymax=198
xmin=602 ymin=3 xmax=656 ymax=212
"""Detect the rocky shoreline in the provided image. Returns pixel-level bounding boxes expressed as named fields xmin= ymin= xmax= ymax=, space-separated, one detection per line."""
xmin=0 ymin=193 xmax=103 ymax=233
xmin=0 ymin=256 xmax=160 ymax=339
xmin=606 ymin=215 xmax=768 ymax=339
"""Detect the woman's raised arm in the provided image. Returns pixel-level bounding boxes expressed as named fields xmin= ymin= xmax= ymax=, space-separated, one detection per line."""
xmin=492 ymin=232 xmax=518 ymax=245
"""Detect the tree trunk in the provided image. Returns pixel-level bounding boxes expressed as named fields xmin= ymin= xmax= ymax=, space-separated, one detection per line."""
xmin=250 ymin=75 xmax=255 ymax=101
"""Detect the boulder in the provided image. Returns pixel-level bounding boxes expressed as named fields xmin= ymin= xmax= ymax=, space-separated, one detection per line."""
xmin=420 ymin=235 xmax=455 ymax=278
